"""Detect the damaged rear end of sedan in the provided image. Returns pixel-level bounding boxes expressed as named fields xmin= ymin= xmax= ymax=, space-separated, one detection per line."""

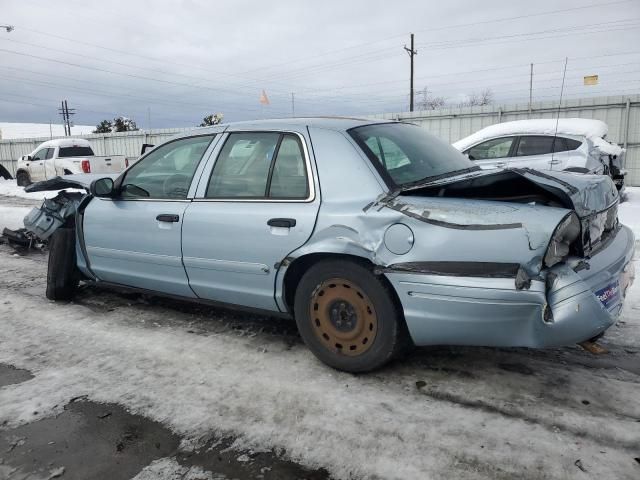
xmin=19 ymin=119 xmax=636 ymax=372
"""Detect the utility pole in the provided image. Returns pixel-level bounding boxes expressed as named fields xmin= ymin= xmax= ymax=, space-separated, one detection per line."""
xmin=528 ymin=63 xmax=533 ymax=115
xmin=291 ymin=93 xmax=295 ymax=117
xmin=404 ymin=33 xmax=417 ymax=112
xmin=147 ymin=106 xmax=151 ymax=130
xmin=58 ymin=100 xmax=75 ymax=136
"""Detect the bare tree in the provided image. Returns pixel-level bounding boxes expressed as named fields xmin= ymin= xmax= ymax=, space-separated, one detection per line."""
xmin=458 ymin=88 xmax=494 ymax=107
xmin=416 ymin=87 xmax=446 ymax=110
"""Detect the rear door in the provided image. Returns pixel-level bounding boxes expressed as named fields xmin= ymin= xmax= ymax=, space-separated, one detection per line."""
xmin=464 ymin=136 xmax=516 ymax=169
xmin=507 ymin=135 xmax=557 ymax=171
xmin=83 ymin=134 xmax=218 ymax=297
xmin=182 ymin=130 xmax=320 ymax=311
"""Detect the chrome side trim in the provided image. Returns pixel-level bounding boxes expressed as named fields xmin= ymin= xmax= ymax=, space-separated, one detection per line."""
xmin=86 ymin=246 xmax=183 ymax=267
xmin=182 ymin=256 xmax=270 ymax=275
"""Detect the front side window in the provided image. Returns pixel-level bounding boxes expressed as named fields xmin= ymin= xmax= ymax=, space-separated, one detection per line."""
xmin=516 ymin=136 xmax=555 ymax=156
xmin=31 ymin=148 xmax=48 ymax=161
xmin=207 ymin=132 xmax=308 ymax=199
xmin=121 ymin=135 xmax=215 ymax=199
xmin=350 ymin=123 xmax=473 ymax=187
xmin=466 ymin=137 xmax=515 ymax=160
xmin=58 ymin=146 xmax=94 ymax=157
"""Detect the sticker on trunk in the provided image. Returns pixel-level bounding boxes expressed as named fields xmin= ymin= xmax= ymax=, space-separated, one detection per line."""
xmin=595 ymin=280 xmax=620 ymax=310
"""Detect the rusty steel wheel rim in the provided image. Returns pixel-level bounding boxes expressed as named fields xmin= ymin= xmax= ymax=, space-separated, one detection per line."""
xmin=310 ymin=278 xmax=378 ymax=356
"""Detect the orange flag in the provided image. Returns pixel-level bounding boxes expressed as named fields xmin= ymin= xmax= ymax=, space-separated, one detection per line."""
xmin=259 ymin=89 xmax=270 ymax=105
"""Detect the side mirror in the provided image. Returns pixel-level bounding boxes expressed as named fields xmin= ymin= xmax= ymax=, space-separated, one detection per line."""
xmin=90 ymin=177 xmax=115 ymax=198
xmin=21 ymin=155 xmax=32 ymax=162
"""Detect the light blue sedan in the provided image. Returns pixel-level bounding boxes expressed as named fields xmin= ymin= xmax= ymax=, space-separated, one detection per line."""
xmin=25 ymin=118 xmax=635 ymax=372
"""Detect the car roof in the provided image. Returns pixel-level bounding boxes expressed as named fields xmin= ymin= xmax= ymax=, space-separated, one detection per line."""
xmin=194 ymin=116 xmax=390 ymax=135
xmin=452 ymin=118 xmax=607 ymax=151
xmin=35 ymin=138 xmax=92 ymax=149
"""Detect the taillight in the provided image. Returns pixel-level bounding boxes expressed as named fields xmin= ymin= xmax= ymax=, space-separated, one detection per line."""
xmin=81 ymin=160 xmax=91 ymax=173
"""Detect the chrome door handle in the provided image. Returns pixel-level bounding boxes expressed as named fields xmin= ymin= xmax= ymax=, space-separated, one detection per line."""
xmin=549 ymin=159 xmax=561 ymax=165
xmin=495 ymin=162 xmax=506 ymax=168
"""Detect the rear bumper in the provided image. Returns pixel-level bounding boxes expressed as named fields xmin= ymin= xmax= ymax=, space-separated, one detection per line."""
xmin=385 ymin=225 xmax=635 ymax=348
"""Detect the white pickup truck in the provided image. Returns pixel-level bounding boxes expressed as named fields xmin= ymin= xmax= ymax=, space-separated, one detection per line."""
xmin=15 ymin=138 xmax=129 ymax=186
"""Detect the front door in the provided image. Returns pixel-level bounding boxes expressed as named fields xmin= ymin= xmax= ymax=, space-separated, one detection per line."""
xmin=83 ymin=134 xmax=218 ymax=297
xmin=43 ymin=147 xmax=56 ymax=179
xmin=182 ymin=131 xmax=320 ymax=311
xmin=464 ymin=136 xmax=516 ymax=170
xmin=27 ymin=147 xmax=49 ymax=181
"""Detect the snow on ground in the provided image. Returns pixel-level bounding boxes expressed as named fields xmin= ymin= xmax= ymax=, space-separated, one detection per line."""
xmin=620 ymin=187 xmax=640 ymax=238
xmin=132 ymin=458 xmax=222 ymax=480
xmin=1 ymin=254 xmax=639 ymax=480
xmin=0 ymin=205 xmax=32 ymax=229
xmin=0 ymin=185 xmax=639 ymax=479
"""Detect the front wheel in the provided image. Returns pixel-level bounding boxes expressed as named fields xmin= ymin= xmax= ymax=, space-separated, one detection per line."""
xmin=46 ymin=228 xmax=79 ymax=301
xmin=16 ymin=171 xmax=31 ymax=187
xmin=294 ymin=260 xmax=409 ymax=372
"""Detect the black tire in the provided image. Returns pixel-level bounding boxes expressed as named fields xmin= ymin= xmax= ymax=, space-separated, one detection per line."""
xmin=16 ymin=171 xmax=31 ymax=187
xmin=46 ymin=228 xmax=79 ymax=301
xmin=294 ymin=260 xmax=409 ymax=372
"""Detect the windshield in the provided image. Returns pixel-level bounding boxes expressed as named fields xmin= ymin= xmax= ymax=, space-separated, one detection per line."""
xmin=58 ymin=146 xmax=94 ymax=157
xmin=349 ymin=123 xmax=474 ymax=187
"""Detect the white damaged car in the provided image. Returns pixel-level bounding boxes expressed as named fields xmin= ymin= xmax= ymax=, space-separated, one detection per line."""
xmin=453 ymin=119 xmax=626 ymax=190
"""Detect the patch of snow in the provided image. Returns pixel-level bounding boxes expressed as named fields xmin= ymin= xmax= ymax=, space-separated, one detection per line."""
xmin=453 ymin=118 xmax=622 ymax=155
xmin=619 ymin=187 xmax=640 ymax=238
xmin=0 ymin=205 xmax=32 ymax=229
xmin=131 ymin=457 xmax=222 ymax=480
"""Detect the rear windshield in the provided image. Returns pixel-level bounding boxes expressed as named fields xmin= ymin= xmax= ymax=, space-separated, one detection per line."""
xmin=58 ymin=146 xmax=94 ymax=157
xmin=349 ymin=123 xmax=474 ymax=187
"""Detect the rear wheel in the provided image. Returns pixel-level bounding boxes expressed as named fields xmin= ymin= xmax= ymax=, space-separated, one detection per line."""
xmin=16 ymin=171 xmax=31 ymax=187
xmin=46 ymin=228 xmax=79 ymax=301
xmin=294 ymin=260 xmax=408 ymax=372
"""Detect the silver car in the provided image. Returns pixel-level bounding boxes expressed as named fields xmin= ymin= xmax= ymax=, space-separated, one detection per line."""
xmin=24 ymin=118 xmax=635 ymax=372
xmin=453 ymin=118 xmax=626 ymax=190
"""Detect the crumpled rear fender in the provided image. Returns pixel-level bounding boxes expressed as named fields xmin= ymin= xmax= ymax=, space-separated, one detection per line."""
xmin=276 ymin=195 xmax=571 ymax=311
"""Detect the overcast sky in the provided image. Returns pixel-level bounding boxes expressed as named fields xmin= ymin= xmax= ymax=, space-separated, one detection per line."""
xmin=1 ymin=0 xmax=639 ymax=129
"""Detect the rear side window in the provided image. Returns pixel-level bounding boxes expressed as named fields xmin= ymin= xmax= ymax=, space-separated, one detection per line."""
xmin=466 ymin=137 xmax=514 ymax=160
xmin=557 ymin=137 xmax=582 ymax=152
xmin=45 ymin=148 xmax=54 ymax=159
xmin=515 ymin=136 xmax=555 ymax=156
xmin=58 ymin=146 xmax=94 ymax=157
xmin=207 ymin=132 xmax=308 ymax=199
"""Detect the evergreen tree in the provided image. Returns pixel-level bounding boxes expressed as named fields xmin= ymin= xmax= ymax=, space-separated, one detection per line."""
xmin=93 ymin=119 xmax=113 ymax=133
xmin=199 ymin=113 xmax=224 ymax=127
